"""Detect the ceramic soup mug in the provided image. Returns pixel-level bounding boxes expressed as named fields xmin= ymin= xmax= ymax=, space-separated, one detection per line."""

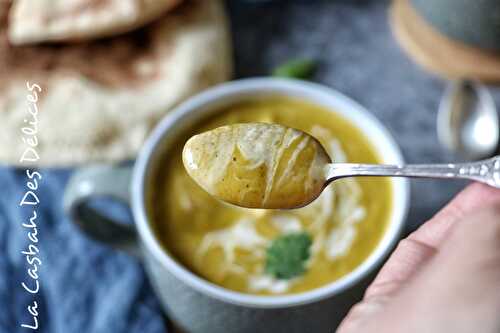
xmin=63 ymin=78 xmax=410 ymax=333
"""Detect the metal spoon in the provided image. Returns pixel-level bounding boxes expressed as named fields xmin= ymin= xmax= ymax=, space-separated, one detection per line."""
xmin=437 ymin=80 xmax=499 ymax=160
xmin=326 ymin=156 xmax=500 ymax=189
xmin=184 ymin=123 xmax=500 ymax=210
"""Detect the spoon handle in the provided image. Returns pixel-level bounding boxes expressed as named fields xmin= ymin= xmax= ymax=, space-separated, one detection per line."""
xmin=326 ymin=156 xmax=500 ymax=189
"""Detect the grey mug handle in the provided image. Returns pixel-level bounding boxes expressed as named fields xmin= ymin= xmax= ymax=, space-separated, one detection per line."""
xmin=63 ymin=165 xmax=140 ymax=257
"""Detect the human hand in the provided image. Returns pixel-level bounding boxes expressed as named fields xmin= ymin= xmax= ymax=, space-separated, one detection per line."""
xmin=338 ymin=183 xmax=500 ymax=333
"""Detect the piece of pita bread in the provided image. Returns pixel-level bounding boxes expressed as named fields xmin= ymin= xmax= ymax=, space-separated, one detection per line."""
xmin=8 ymin=0 xmax=183 ymax=45
xmin=0 ymin=0 xmax=232 ymax=166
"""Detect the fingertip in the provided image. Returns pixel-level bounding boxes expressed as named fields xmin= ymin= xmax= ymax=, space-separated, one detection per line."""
xmin=455 ymin=182 xmax=500 ymax=205
xmin=448 ymin=202 xmax=500 ymax=246
xmin=413 ymin=183 xmax=500 ymax=248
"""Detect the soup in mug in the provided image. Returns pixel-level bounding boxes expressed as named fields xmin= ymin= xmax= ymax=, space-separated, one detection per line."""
xmin=151 ymin=97 xmax=393 ymax=295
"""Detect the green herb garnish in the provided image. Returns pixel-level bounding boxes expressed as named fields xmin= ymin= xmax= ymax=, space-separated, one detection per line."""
xmin=272 ymin=59 xmax=317 ymax=79
xmin=265 ymin=232 xmax=312 ymax=279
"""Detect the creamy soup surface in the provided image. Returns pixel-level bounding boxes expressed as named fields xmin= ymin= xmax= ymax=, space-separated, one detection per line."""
xmin=151 ymin=97 xmax=393 ymax=295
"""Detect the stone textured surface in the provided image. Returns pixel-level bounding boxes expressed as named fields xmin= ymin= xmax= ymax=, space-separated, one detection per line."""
xmin=1 ymin=1 xmax=498 ymax=332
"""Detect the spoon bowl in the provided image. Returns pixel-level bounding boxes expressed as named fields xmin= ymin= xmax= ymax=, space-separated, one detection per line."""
xmin=183 ymin=123 xmax=330 ymax=209
xmin=437 ymin=81 xmax=499 ymax=160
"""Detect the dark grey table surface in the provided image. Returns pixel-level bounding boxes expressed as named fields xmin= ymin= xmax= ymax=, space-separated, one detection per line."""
xmin=2 ymin=1 xmax=498 ymax=332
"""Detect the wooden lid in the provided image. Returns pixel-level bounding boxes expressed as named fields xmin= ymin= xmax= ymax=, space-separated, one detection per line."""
xmin=390 ymin=0 xmax=500 ymax=83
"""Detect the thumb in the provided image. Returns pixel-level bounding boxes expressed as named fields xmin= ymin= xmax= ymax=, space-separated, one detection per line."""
xmin=338 ymin=184 xmax=500 ymax=331
xmin=338 ymin=202 xmax=500 ymax=333
xmin=380 ymin=204 xmax=500 ymax=333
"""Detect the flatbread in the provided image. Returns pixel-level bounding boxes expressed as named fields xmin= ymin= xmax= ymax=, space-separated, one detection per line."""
xmin=0 ymin=0 xmax=233 ymax=166
xmin=8 ymin=0 xmax=183 ymax=45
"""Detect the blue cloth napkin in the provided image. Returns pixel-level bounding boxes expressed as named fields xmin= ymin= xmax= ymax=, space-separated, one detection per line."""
xmin=0 ymin=167 xmax=167 ymax=333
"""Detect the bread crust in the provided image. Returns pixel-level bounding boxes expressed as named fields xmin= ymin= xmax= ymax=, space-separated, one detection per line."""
xmin=8 ymin=0 xmax=183 ymax=45
xmin=0 ymin=0 xmax=233 ymax=166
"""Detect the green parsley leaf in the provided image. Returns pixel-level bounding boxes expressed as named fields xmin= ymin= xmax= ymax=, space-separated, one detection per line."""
xmin=272 ymin=59 xmax=318 ymax=80
xmin=265 ymin=232 xmax=312 ymax=279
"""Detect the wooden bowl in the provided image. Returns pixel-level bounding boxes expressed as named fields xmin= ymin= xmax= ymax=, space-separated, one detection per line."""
xmin=391 ymin=0 xmax=500 ymax=82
